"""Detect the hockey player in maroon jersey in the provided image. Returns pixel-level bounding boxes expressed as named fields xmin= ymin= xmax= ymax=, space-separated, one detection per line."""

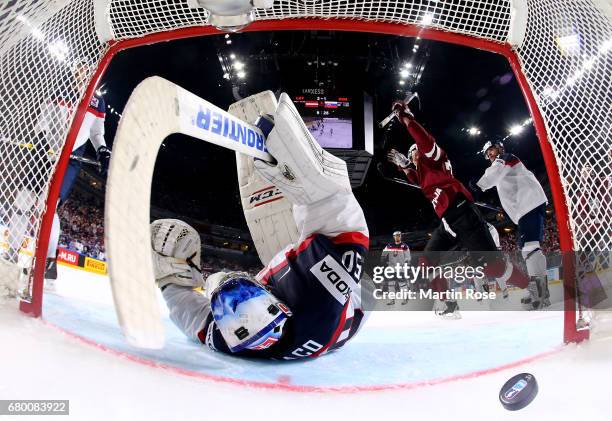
xmin=385 ymin=100 xmax=529 ymax=314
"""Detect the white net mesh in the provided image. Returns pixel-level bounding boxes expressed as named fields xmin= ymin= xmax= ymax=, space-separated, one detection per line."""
xmin=107 ymin=0 xmax=512 ymax=42
xmin=0 ymin=0 xmax=109 ymax=297
xmin=0 ymin=0 xmax=609 ymax=337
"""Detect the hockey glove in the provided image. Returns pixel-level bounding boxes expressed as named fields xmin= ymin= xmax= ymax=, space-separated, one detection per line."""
xmin=96 ymin=145 xmax=111 ymax=176
xmin=151 ymin=219 xmax=204 ymax=290
xmin=392 ymin=100 xmax=415 ymax=121
xmin=153 ymin=252 xmax=204 ymax=290
xmin=387 ymin=149 xmax=411 ymax=169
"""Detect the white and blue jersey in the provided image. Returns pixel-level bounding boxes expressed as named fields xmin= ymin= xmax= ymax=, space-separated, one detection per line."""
xmin=36 ymin=89 xmax=107 ymax=155
xmin=381 ymin=242 xmax=411 ymax=267
xmin=162 ymin=193 xmax=370 ymax=360
xmin=202 ymin=233 xmax=368 ymax=360
xmin=477 ymin=152 xmax=547 ymax=224
xmin=35 ymin=90 xmax=107 ymax=201
xmin=74 ymin=93 xmax=106 ymax=154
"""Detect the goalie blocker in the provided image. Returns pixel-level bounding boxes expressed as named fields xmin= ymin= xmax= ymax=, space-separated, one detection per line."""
xmin=158 ymin=93 xmax=370 ymax=359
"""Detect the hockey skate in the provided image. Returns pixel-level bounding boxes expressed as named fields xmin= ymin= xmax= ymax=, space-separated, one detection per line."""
xmin=435 ymin=300 xmax=462 ymax=319
xmin=502 ymin=288 xmax=509 ymax=299
xmin=18 ymin=267 xmax=32 ymax=300
xmin=542 ymin=278 xmax=551 ymax=308
xmin=44 ymin=258 xmax=58 ymax=280
xmin=522 ymin=276 xmax=548 ymax=310
xmin=44 ymin=258 xmax=58 ymax=291
xmin=576 ymin=316 xmax=590 ymax=330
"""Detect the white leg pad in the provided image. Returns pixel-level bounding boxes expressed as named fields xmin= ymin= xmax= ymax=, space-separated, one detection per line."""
xmin=230 ymin=91 xmax=299 ymax=266
xmin=522 ymin=241 xmax=547 ymax=277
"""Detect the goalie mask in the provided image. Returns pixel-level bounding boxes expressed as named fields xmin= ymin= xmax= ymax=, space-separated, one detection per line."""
xmin=209 ymin=272 xmax=291 ymax=353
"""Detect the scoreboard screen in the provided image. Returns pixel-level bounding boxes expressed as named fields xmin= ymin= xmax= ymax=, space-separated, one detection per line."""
xmin=292 ymin=93 xmax=353 ymax=149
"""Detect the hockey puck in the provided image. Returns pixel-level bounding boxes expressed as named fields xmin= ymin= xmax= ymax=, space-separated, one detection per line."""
xmin=499 ymin=373 xmax=538 ymax=411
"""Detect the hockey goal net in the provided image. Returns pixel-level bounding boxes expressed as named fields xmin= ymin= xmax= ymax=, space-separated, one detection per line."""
xmin=0 ymin=0 xmax=610 ymax=343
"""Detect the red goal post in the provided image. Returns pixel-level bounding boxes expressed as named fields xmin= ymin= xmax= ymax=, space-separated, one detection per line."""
xmin=1 ymin=1 xmax=609 ymax=345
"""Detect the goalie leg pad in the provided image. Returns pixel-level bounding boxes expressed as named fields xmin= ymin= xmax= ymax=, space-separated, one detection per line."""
xmin=230 ymin=91 xmax=299 ymax=266
xmin=5 ymin=189 xmax=38 ymax=259
xmin=522 ymin=241 xmax=546 ymax=277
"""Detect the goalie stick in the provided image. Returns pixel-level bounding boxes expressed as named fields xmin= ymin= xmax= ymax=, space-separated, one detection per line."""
xmin=106 ymin=77 xmax=276 ymax=349
xmin=376 ymin=162 xmax=503 ymax=213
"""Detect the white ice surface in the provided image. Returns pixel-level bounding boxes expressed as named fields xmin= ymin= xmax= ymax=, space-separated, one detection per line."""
xmin=1 ymin=265 xmax=610 ymax=421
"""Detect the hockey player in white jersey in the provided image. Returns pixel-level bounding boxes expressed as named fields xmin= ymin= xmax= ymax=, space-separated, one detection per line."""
xmin=474 ymin=141 xmax=549 ymax=308
xmin=154 ymin=93 xmax=369 ymax=359
xmin=380 ymin=231 xmax=411 ymax=305
xmin=1 ymin=59 xmax=111 ymax=283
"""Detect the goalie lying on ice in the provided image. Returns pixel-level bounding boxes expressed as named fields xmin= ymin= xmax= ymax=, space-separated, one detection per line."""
xmin=152 ymin=93 xmax=369 ymax=360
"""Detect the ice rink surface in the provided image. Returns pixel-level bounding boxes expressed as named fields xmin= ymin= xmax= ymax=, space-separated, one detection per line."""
xmin=1 ymin=265 xmax=610 ymax=420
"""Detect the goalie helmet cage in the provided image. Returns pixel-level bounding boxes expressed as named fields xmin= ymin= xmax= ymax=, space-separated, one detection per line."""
xmin=0 ymin=1 xmax=609 ymax=344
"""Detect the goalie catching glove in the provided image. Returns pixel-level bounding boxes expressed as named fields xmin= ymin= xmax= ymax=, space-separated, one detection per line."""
xmin=253 ymin=93 xmax=351 ymax=206
xmin=151 ymin=219 xmax=203 ymax=289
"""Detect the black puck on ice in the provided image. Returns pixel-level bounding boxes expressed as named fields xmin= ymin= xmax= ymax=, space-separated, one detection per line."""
xmin=499 ymin=373 xmax=538 ymax=411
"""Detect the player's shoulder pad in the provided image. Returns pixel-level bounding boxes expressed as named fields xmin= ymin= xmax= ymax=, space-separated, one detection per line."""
xmin=498 ymin=152 xmax=520 ymax=166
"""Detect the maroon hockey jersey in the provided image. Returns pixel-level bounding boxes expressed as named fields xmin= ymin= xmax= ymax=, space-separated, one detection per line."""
xmin=400 ymin=120 xmax=473 ymax=218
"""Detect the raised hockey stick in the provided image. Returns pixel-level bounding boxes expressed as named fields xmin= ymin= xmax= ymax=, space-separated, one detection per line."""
xmin=376 ymin=163 xmax=503 ymax=213
xmin=106 ymin=77 xmax=275 ymax=349
xmin=378 ymin=92 xmax=420 ymax=128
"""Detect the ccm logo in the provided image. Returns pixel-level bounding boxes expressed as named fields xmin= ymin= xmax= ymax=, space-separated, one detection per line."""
xmin=310 ymin=255 xmax=359 ymax=304
xmin=249 ymin=187 xmax=282 ymax=205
